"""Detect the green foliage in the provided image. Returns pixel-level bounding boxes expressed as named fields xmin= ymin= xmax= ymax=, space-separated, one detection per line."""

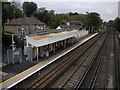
xmin=56 ymin=14 xmax=69 ymax=24
xmin=86 ymin=12 xmax=102 ymax=31
xmin=2 ymin=2 xmax=103 ymax=31
xmin=2 ymin=34 xmax=21 ymax=47
xmin=2 ymin=2 xmax=23 ymax=24
xmin=2 ymin=34 xmax=12 ymax=46
xmin=2 ymin=2 xmax=23 ymax=34
xmin=69 ymin=14 xmax=87 ymax=27
xmin=34 ymin=8 xmax=59 ymax=29
xmin=4 ymin=31 xmax=14 ymax=34
xmin=14 ymin=8 xmax=23 ymax=18
xmin=108 ymin=20 xmax=114 ymax=27
xmin=113 ymin=17 xmax=120 ymax=32
xmin=2 ymin=2 xmax=14 ymax=24
xmin=12 ymin=2 xmax=24 ymax=18
xmin=69 ymin=12 xmax=79 ymax=16
xmin=45 ymin=26 xmax=51 ymax=30
xmin=22 ymin=2 xmax=37 ymax=17
xmin=59 ymin=19 xmax=67 ymax=25
xmin=34 ymin=9 xmax=103 ymax=29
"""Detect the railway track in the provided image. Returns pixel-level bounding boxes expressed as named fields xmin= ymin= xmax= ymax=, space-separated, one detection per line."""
xmin=10 ymin=33 xmax=100 ymax=89
xmin=6 ymin=30 xmax=120 ymax=90
xmin=78 ymin=32 xmax=110 ymax=89
xmin=13 ymin=30 xmax=119 ymax=90
xmin=45 ymin=32 xmax=108 ymax=89
xmin=75 ymin=30 xmax=119 ymax=89
xmin=91 ymin=32 xmax=114 ymax=89
xmin=26 ymin=32 xmax=105 ymax=89
xmin=114 ymin=33 xmax=120 ymax=89
xmin=25 ymin=30 xmax=120 ymax=89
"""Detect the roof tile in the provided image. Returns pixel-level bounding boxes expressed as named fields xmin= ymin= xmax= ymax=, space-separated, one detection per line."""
xmin=5 ymin=17 xmax=45 ymax=26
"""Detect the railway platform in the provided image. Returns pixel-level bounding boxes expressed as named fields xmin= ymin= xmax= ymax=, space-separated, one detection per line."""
xmin=1 ymin=33 xmax=98 ymax=89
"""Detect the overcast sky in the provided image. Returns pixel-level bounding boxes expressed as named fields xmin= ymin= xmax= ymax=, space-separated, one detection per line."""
xmin=37 ymin=2 xmax=118 ymax=22
xmin=9 ymin=0 xmax=119 ymax=22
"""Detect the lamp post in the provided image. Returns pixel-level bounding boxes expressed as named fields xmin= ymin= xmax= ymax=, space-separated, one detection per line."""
xmin=10 ymin=34 xmax=16 ymax=64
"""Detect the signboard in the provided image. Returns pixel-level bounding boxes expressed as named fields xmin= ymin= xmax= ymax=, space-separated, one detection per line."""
xmin=14 ymin=51 xmax=19 ymax=55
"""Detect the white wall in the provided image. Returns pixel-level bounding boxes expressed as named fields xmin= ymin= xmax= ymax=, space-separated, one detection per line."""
xmin=56 ymin=26 xmax=61 ymax=29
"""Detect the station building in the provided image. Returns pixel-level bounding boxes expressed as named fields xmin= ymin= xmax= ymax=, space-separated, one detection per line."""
xmin=25 ymin=29 xmax=88 ymax=62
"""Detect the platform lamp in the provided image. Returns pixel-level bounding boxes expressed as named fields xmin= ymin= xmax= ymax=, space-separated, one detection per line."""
xmin=10 ymin=34 xmax=16 ymax=64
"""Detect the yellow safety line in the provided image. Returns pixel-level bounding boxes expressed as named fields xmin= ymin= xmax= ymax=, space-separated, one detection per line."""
xmin=0 ymin=61 xmax=44 ymax=85
xmin=0 ymin=33 xmax=98 ymax=86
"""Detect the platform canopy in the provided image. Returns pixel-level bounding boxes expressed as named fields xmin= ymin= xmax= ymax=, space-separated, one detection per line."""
xmin=26 ymin=30 xmax=88 ymax=47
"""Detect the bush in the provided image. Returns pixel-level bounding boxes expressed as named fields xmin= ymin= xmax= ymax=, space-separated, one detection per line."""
xmin=2 ymin=34 xmax=20 ymax=47
xmin=2 ymin=34 xmax=12 ymax=46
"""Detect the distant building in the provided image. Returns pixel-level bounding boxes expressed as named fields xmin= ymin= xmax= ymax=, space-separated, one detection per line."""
xmin=56 ymin=25 xmax=69 ymax=29
xmin=56 ymin=21 xmax=83 ymax=30
xmin=4 ymin=17 xmax=46 ymax=34
xmin=67 ymin=21 xmax=83 ymax=30
xmin=118 ymin=1 xmax=120 ymax=18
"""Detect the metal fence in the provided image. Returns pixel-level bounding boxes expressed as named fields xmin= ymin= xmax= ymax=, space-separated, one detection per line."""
xmin=3 ymin=48 xmax=23 ymax=65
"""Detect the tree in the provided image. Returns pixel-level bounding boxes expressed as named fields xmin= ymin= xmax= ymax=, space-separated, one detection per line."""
xmin=113 ymin=17 xmax=120 ymax=32
xmin=2 ymin=2 xmax=23 ymax=34
xmin=59 ymin=19 xmax=67 ymax=25
xmin=22 ymin=2 xmax=37 ymax=17
xmin=69 ymin=12 xmax=79 ymax=16
xmin=108 ymin=20 xmax=114 ymax=27
xmin=69 ymin=14 xmax=87 ymax=24
xmin=86 ymin=12 xmax=102 ymax=32
xmin=2 ymin=2 xmax=15 ymax=34
xmin=56 ymin=14 xmax=69 ymax=25
xmin=34 ymin=8 xmax=59 ymax=29
xmin=12 ymin=2 xmax=23 ymax=18
xmin=2 ymin=2 xmax=14 ymax=22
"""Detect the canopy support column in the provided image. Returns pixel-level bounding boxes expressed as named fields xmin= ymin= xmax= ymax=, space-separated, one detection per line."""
xmin=37 ymin=47 xmax=39 ymax=62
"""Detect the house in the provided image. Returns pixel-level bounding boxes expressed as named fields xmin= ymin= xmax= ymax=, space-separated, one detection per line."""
xmin=4 ymin=17 xmax=46 ymax=34
xmin=67 ymin=21 xmax=83 ymax=30
xmin=56 ymin=21 xmax=83 ymax=30
xmin=56 ymin=25 xmax=69 ymax=29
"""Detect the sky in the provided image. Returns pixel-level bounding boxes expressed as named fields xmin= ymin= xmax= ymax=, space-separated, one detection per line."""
xmin=9 ymin=0 xmax=119 ymax=22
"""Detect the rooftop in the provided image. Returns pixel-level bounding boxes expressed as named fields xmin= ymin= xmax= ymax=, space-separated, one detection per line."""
xmin=30 ymin=30 xmax=77 ymax=40
xmin=69 ymin=21 xmax=82 ymax=25
xmin=5 ymin=17 xmax=45 ymax=26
